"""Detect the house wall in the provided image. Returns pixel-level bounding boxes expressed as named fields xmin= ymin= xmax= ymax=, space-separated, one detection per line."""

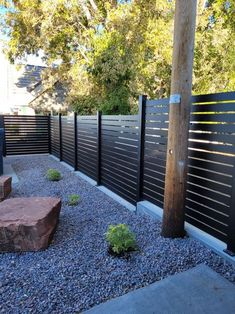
xmin=0 ymin=49 xmax=43 ymax=114
xmin=29 ymin=82 xmax=68 ymax=114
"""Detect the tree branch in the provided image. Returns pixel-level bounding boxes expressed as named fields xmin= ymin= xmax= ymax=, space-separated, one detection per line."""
xmin=89 ymin=0 xmax=98 ymax=11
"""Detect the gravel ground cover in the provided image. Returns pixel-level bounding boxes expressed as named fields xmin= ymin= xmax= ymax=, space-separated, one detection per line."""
xmin=0 ymin=155 xmax=235 ymax=314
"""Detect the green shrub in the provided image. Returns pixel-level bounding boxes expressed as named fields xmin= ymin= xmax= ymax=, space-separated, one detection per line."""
xmin=105 ymin=224 xmax=137 ymax=255
xmin=68 ymin=194 xmax=80 ymax=206
xmin=46 ymin=169 xmax=62 ymax=181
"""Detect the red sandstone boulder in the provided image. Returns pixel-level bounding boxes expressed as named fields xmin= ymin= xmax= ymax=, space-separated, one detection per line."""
xmin=0 ymin=176 xmax=12 ymax=201
xmin=0 ymin=197 xmax=61 ymax=252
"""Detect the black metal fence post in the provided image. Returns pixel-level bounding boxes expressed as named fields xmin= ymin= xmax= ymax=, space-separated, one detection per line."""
xmin=74 ymin=112 xmax=78 ymax=171
xmin=59 ymin=113 xmax=62 ymax=161
xmin=0 ymin=115 xmax=6 ymax=157
xmin=48 ymin=113 xmax=51 ymax=154
xmin=0 ymin=115 xmax=4 ymax=129
xmin=225 ymin=162 xmax=235 ymax=256
xmin=97 ymin=111 xmax=102 ymax=185
xmin=0 ymin=129 xmax=3 ymax=175
xmin=136 ymin=95 xmax=147 ymax=203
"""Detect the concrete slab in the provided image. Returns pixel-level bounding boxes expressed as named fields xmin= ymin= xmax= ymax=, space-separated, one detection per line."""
xmin=97 ymin=186 xmax=136 ymax=212
xmin=75 ymin=171 xmax=97 ymax=187
xmin=84 ymin=264 xmax=235 ymax=314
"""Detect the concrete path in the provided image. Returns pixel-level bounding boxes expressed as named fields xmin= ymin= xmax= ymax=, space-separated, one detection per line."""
xmin=84 ymin=264 xmax=235 ymax=314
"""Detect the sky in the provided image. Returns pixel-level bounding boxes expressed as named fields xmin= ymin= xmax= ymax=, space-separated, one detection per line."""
xmin=20 ymin=51 xmax=47 ymax=67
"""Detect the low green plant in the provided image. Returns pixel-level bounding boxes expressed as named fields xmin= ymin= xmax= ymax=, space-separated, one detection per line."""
xmin=68 ymin=194 xmax=80 ymax=206
xmin=46 ymin=169 xmax=62 ymax=181
xmin=105 ymin=224 xmax=137 ymax=255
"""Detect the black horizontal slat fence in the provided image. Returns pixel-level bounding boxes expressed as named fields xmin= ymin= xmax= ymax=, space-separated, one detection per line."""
xmin=1 ymin=91 xmax=235 ymax=254
xmin=2 ymin=115 xmax=49 ymax=155
xmin=61 ymin=116 xmax=75 ymax=167
xmin=0 ymin=118 xmax=4 ymax=175
xmin=101 ymin=115 xmax=139 ymax=204
xmin=186 ymin=92 xmax=235 ymax=249
xmin=51 ymin=116 xmax=60 ymax=159
xmin=143 ymin=98 xmax=169 ymax=208
xmin=141 ymin=92 xmax=235 ymax=252
xmin=77 ymin=115 xmax=97 ymax=181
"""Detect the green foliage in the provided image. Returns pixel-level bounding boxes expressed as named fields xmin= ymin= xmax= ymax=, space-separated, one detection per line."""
xmin=0 ymin=0 xmax=234 ymax=114
xmin=105 ymin=224 xmax=137 ymax=255
xmin=70 ymin=94 xmax=101 ymax=115
xmin=46 ymin=168 xmax=62 ymax=181
xmin=100 ymin=86 xmax=131 ymax=114
xmin=68 ymin=194 xmax=80 ymax=206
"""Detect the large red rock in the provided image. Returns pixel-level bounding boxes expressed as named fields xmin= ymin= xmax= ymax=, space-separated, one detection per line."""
xmin=0 ymin=197 xmax=61 ymax=252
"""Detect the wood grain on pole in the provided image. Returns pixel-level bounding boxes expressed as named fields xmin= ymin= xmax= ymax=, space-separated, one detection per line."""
xmin=161 ymin=0 xmax=197 ymax=237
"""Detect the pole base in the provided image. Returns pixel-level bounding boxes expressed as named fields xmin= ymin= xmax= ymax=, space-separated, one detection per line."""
xmin=223 ymin=249 xmax=235 ymax=257
xmin=161 ymin=229 xmax=186 ymax=239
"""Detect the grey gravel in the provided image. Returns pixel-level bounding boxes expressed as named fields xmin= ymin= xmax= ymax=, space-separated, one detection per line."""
xmin=0 ymin=155 xmax=234 ymax=314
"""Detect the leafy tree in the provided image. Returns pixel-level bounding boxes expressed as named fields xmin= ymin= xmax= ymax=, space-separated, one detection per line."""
xmin=0 ymin=0 xmax=234 ymax=114
xmin=194 ymin=0 xmax=235 ymax=93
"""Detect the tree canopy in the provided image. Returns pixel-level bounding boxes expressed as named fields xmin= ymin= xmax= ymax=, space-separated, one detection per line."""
xmin=0 ymin=0 xmax=234 ymax=114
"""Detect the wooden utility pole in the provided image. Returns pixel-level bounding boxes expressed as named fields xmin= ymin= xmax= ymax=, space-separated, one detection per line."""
xmin=161 ymin=0 xmax=197 ymax=238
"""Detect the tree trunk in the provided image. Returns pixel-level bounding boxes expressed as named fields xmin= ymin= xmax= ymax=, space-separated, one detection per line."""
xmin=161 ymin=0 xmax=198 ymax=238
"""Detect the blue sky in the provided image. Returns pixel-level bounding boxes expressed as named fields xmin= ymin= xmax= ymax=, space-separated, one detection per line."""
xmin=0 ymin=5 xmax=10 ymax=39
xmin=0 ymin=6 xmax=8 ymax=13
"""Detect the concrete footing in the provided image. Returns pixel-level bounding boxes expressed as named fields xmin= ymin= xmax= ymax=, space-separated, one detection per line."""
xmin=137 ymin=201 xmax=235 ymax=265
